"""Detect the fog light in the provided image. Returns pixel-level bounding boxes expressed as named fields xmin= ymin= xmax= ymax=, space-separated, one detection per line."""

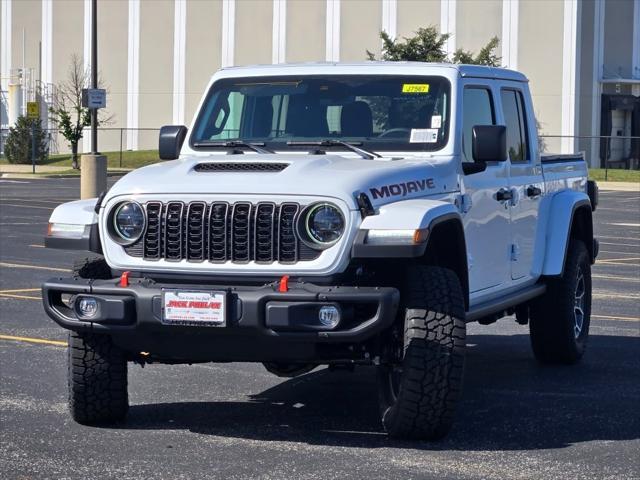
xmin=318 ymin=305 xmax=340 ymax=328
xmin=76 ymin=297 xmax=99 ymax=319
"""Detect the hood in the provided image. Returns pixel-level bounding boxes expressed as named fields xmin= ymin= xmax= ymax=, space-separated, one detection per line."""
xmin=107 ymin=153 xmax=459 ymax=209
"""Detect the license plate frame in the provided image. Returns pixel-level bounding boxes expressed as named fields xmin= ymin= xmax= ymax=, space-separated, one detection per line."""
xmin=161 ymin=289 xmax=227 ymax=327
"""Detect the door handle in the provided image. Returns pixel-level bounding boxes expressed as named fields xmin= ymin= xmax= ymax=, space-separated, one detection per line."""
xmin=526 ymin=185 xmax=542 ymax=198
xmin=495 ymin=188 xmax=513 ymax=202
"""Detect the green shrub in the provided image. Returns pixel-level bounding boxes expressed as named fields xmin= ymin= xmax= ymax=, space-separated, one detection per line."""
xmin=4 ymin=116 xmax=49 ymax=164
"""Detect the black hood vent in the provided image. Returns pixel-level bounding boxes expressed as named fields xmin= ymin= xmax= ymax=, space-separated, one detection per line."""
xmin=193 ymin=162 xmax=289 ymax=173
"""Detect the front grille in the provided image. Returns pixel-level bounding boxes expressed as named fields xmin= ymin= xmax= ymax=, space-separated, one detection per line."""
xmin=128 ymin=201 xmax=322 ymax=264
xmin=193 ymin=162 xmax=289 ymax=172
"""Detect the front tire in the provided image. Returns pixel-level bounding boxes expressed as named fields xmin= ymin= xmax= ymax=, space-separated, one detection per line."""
xmin=68 ymin=332 xmax=129 ymax=424
xmin=73 ymin=256 xmax=112 ymax=280
xmin=378 ymin=266 xmax=466 ymax=440
xmin=529 ymin=239 xmax=592 ymax=364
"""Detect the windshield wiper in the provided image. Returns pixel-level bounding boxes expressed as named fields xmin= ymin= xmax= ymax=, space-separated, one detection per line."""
xmin=287 ymin=140 xmax=381 ymax=160
xmin=192 ymin=140 xmax=274 ymax=154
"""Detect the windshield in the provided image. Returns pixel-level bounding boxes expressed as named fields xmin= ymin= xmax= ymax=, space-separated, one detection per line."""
xmin=191 ymin=75 xmax=450 ymax=152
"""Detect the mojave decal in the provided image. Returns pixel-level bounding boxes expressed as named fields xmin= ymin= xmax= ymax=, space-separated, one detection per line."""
xmin=369 ymin=178 xmax=436 ymax=199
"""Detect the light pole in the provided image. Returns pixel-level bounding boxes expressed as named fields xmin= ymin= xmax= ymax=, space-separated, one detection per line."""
xmin=91 ymin=0 xmax=98 ymax=154
xmin=80 ymin=0 xmax=107 ymax=200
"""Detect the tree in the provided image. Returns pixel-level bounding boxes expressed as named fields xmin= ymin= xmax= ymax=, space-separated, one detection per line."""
xmin=4 ymin=116 xmax=49 ymax=164
xmin=367 ymin=27 xmax=501 ymax=66
xmin=49 ymin=54 xmax=112 ymax=169
xmin=452 ymin=36 xmax=501 ymax=66
xmin=367 ymin=29 xmax=548 ymax=150
xmin=367 ymin=27 xmax=450 ymax=62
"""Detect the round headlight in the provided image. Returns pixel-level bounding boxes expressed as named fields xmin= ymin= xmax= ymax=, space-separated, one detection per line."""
xmin=112 ymin=201 xmax=145 ymax=243
xmin=301 ymin=203 xmax=345 ymax=248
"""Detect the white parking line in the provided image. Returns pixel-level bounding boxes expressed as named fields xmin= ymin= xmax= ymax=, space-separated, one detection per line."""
xmin=593 ymin=274 xmax=639 ymax=282
xmin=592 ymin=314 xmax=639 ymax=322
xmin=0 ymin=203 xmax=54 ymax=210
xmin=0 ymin=262 xmax=69 ymax=273
xmin=599 ymin=242 xmax=640 ymax=248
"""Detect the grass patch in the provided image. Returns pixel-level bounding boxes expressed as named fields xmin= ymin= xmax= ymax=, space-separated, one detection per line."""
xmin=3 ymin=151 xmax=638 ymax=183
xmin=0 ymin=150 xmax=160 ymax=170
xmin=589 ymin=168 xmax=640 ymax=183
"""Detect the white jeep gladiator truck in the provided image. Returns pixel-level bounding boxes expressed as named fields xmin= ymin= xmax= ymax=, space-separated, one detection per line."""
xmin=43 ymin=62 xmax=599 ymax=440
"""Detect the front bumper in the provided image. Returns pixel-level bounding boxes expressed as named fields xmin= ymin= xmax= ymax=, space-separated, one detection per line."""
xmin=42 ymin=276 xmax=399 ymax=363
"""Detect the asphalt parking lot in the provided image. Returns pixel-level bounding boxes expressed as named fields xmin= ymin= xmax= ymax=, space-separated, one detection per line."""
xmin=0 ymin=177 xmax=638 ymax=480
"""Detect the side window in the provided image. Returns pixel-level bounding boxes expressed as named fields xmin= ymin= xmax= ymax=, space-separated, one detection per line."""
xmin=462 ymin=87 xmax=495 ymax=163
xmin=501 ymin=89 xmax=530 ymax=162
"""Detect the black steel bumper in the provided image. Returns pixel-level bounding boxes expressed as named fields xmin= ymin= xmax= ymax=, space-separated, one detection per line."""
xmin=42 ymin=276 xmax=399 ymax=363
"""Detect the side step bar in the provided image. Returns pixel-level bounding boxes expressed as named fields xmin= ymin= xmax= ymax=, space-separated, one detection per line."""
xmin=465 ymin=283 xmax=546 ymax=323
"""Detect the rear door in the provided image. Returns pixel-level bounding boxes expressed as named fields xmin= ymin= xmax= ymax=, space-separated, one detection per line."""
xmin=499 ymin=87 xmax=543 ymax=280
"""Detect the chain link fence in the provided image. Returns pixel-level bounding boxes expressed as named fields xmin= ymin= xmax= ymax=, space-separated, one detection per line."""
xmin=1 ymin=128 xmax=638 ymax=177
xmin=0 ymin=127 xmax=161 ymax=168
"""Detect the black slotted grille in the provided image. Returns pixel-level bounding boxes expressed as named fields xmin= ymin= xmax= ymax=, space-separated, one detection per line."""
xmin=208 ymin=203 xmax=228 ymax=263
xmin=186 ymin=202 xmax=206 ymax=261
xmin=231 ymin=202 xmax=252 ymax=262
xmin=254 ymin=203 xmax=275 ymax=263
xmin=143 ymin=202 xmax=162 ymax=259
xmin=137 ymin=201 xmax=318 ymax=264
xmin=278 ymin=203 xmax=299 ymax=263
xmin=164 ymin=202 xmax=184 ymax=260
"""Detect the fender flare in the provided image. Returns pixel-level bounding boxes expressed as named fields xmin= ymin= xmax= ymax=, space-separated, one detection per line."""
xmin=351 ymin=198 xmax=469 ymax=308
xmin=540 ymin=191 xmax=593 ymax=276
xmin=356 ymin=198 xmax=461 ymax=232
xmin=352 ymin=199 xmax=463 ymax=258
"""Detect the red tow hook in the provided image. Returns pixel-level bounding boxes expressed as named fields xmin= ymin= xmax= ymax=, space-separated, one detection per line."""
xmin=119 ymin=271 xmax=130 ymax=288
xmin=278 ymin=275 xmax=290 ymax=293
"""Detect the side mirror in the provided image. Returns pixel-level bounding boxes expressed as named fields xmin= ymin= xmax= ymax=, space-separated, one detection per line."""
xmin=159 ymin=125 xmax=188 ymax=160
xmin=472 ymin=125 xmax=507 ymax=163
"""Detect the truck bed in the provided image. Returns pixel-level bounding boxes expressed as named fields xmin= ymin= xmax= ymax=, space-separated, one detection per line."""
xmin=541 ymin=152 xmax=588 ymax=194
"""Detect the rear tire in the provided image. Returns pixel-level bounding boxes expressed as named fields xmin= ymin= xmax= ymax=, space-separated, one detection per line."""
xmin=378 ymin=266 xmax=466 ymax=440
xmin=68 ymin=332 xmax=129 ymax=424
xmin=529 ymin=239 xmax=592 ymax=364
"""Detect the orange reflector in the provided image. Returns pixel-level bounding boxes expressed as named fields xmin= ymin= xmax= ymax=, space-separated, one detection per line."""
xmin=278 ymin=275 xmax=290 ymax=293
xmin=119 ymin=271 xmax=130 ymax=288
xmin=413 ymin=228 xmax=429 ymax=244
xmin=47 ymin=223 xmax=53 ymax=235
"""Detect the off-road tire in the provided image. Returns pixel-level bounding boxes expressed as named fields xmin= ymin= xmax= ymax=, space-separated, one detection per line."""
xmin=68 ymin=332 xmax=129 ymax=424
xmin=378 ymin=266 xmax=466 ymax=440
xmin=529 ymin=239 xmax=592 ymax=364
xmin=73 ymin=256 xmax=112 ymax=280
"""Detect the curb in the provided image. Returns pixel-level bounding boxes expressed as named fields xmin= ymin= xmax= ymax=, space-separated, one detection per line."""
xmin=1 ymin=171 xmax=130 ymax=179
xmin=597 ymin=181 xmax=640 ymax=192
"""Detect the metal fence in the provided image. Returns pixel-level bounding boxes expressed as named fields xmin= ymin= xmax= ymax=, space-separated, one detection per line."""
xmin=0 ymin=127 xmax=161 ymax=167
xmin=1 ymin=128 xmax=638 ymax=176
xmin=539 ymin=134 xmax=640 ymax=172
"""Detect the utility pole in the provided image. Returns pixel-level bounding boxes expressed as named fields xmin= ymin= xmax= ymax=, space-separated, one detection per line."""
xmin=80 ymin=0 xmax=107 ymax=200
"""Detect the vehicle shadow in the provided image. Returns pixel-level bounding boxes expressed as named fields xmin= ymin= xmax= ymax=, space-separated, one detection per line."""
xmin=121 ymin=333 xmax=640 ymax=451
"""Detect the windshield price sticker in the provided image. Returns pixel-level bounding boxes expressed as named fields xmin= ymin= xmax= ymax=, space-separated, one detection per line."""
xmin=163 ymin=290 xmax=226 ymax=325
xmin=402 ymin=84 xmax=430 ymax=94
xmin=410 ymin=128 xmax=439 ymax=143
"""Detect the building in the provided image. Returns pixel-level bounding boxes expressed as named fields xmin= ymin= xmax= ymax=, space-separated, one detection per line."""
xmin=1 ymin=0 xmax=639 ymax=167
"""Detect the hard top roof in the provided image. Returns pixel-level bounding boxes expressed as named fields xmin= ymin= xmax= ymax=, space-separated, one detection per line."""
xmin=217 ymin=61 xmax=528 ymax=83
